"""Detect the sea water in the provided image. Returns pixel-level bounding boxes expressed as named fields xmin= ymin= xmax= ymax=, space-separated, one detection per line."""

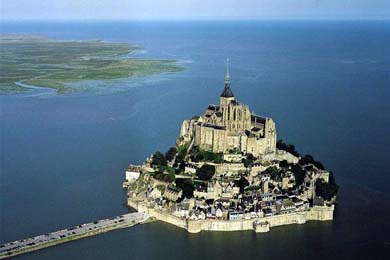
xmin=1 ymin=20 xmax=390 ymax=259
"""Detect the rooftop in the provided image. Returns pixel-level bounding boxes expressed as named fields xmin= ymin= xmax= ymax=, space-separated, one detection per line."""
xmin=220 ymin=83 xmax=234 ymax=98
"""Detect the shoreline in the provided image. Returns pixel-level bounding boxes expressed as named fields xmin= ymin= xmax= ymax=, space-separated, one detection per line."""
xmin=0 ymin=35 xmax=184 ymax=95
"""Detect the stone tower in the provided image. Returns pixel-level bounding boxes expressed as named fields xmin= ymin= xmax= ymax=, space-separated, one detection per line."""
xmin=261 ymin=175 xmax=270 ymax=194
xmin=178 ymin=59 xmax=277 ymax=157
xmin=220 ymin=58 xmax=235 ymax=107
xmin=219 ymin=59 xmax=251 ymax=132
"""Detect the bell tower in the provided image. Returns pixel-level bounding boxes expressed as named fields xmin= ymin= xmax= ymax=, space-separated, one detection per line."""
xmin=220 ymin=58 xmax=235 ymax=106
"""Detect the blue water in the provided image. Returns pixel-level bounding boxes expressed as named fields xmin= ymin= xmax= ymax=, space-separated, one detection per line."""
xmin=1 ymin=21 xmax=390 ymax=259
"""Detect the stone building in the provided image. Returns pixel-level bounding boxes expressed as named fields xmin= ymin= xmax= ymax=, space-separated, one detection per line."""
xmin=164 ymin=186 xmax=183 ymax=202
xmin=178 ymin=59 xmax=277 ymax=157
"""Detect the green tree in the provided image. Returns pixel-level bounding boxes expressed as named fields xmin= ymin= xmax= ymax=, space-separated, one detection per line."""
xmin=152 ymin=151 xmax=167 ymax=167
xmin=190 ymin=147 xmax=223 ymax=163
xmin=290 ymin=164 xmax=306 ymax=186
xmin=299 ymin=154 xmax=325 ymax=170
xmin=164 ymin=173 xmax=176 ymax=183
xmin=316 ymin=179 xmax=338 ymax=201
xmin=329 ymin=171 xmax=336 ymax=185
xmin=242 ymin=153 xmax=256 ymax=167
xmin=154 ymin=172 xmax=175 ymax=183
xmin=177 ymin=143 xmax=188 ymax=160
xmin=236 ymin=176 xmax=249 ymax=193
xmin=165 ymin=147 xmax=177 ymax=162
xmin=263 ymin=166 xmax=284 ymax=182
xmin=196 ymin=164 xmax=215 ymax=181
xmin=276 ymin=140 xmax=300 ymax=157
xmin=175 ymin=179 xmax=194 ymax=199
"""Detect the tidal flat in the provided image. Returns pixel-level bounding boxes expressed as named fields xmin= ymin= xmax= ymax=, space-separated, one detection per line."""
xmin=0 ymin=35 xmax=183 ymax=94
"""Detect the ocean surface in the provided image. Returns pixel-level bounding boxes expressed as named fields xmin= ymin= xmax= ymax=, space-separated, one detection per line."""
xmin=1 ymin=21 xmax=390 ymax=259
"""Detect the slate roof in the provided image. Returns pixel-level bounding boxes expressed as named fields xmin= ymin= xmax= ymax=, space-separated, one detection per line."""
xmin=220 ymin=83 xmax=234 ymax=98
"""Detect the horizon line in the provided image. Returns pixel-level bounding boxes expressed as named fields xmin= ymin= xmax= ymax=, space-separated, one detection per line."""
xmin=2 ymin=17 xmax=390 ymax=23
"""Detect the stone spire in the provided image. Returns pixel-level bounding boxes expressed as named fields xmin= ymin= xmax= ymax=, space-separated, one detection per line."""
xmin=225 ymin=58 xmax=230 ymax=84
xmin=220 ymin=58 xmax=234 ymax=98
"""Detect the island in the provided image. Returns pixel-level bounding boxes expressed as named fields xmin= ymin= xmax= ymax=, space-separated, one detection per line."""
xmin=123 ymin=60 xmax=338 ymax=233
xmin=0 ymin=35 xmax=183 ymax=94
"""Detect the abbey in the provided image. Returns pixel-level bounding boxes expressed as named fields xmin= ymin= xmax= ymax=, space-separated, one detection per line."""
xmin=124 ymin=60 xmax=337 ymax=234
xmin=178 ymin=60 xmax=277 ymax=157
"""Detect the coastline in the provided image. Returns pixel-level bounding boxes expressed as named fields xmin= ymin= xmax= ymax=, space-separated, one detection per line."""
xmin=0 ymin=35 xmax=184 ymax=95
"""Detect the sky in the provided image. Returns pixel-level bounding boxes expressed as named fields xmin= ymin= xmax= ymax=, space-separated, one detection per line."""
xmin=1 ymin=0 xmax=390 ymax=21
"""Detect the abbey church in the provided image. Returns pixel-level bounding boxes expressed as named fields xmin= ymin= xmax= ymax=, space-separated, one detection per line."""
xmin=178 ymin=60 xmax=277 ymax=157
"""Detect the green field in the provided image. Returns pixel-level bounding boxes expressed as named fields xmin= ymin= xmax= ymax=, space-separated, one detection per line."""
xmin=0 ymin=35 xmax=183 ymax=94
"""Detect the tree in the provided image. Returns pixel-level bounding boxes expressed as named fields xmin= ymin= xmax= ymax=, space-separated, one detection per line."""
xmin=154 ymin=172 xmax=175 ymax=183
xmin=190 ymin=147 xmax=223 ymax=163
xmin=152 ymin=151 xmax=167 ymax=167
xmin=290 ymin=164 xmax=306 ymax=186
xmin=242 ymin=153 xmax=256 ymax=167
xmin=279 ymin=160 xmax=289 ymax=168
xmin=316 ymin=179 xmax=338 ymax=201
xmin=263 ymin=166 xmax=284 ymax=182
xmin=236 ymin=176 xmax=249 ymax=193
xmin=174 ymin=154 xmax=184 ymax=168
xmin=164 ymin=173 xmax=176 ymax=183
xmin=177 ymin=143 xmax=188 ymax=160
xmin=175 ymin=179 xmax=194 ymax=199
xmin=196 ymin=164 xmax=215 ymax=181
xmin=276 ymin=140 xmax=300 ymax=157
xmin=329 ymin=171 xmax=336 ymax=185
xmin=299 ymin=154 xmax=325 ymax=170
xmin=165 ymin=147 xmax=177 ymax=162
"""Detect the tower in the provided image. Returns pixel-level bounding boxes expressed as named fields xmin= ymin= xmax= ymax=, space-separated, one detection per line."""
xmin=220 ymin=58 xmax=235 ymax=130
xmin=220 ymin=58 xmax=235 ymax=106
xmin=261 ymin=175 xmax=270 ymax=194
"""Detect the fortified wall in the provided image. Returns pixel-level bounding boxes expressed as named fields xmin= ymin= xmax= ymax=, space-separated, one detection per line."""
xmin=141 ymin=205 xmax=334 ymax=233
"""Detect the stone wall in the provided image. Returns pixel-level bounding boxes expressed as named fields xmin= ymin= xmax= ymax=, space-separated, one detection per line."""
xmin=215 ymin=163 xmax=246 ymax=176
xmin=261 ymin=150 xmax=299 ymax=164
xmin=149 ymin=209 xmax=188 ymax=229
xmin=149 ymin=206 xmax=334 ymax=233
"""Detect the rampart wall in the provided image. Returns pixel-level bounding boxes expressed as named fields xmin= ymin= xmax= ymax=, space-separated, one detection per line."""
xmin=147 ymin=205 xmax=334 ymax=233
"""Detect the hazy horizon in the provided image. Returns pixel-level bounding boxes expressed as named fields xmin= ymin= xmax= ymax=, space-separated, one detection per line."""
xmin=1 ymin=0 xmax=389 ymax=21
xmin=2 ymin=18 xmax=390 ymax=22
